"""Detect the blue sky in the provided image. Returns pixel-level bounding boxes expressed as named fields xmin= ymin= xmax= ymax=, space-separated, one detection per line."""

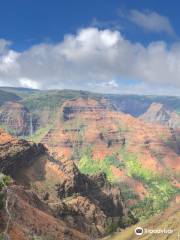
xmin=0 ymin=0 xmax=180 ymax=95
xmin=0 ymin=0 xmax=178 ymax=49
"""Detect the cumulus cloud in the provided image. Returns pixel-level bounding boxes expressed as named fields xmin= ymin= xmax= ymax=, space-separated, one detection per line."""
xmin=129 ymin=10 xmax=175 ymax=36
xmin=19 ymin=78 xmax=40 ymax=89
xmin=90 ymin=80 xmax=119 ymax=92
xmin=0 ymin=27 xmax=180 ymax=95
xmin=0 ymin=39 xmax=12 ymax=53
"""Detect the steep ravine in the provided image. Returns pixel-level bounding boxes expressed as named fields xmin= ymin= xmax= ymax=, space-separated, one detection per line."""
xmin=0 ymin=128 xmax=135 ymax=239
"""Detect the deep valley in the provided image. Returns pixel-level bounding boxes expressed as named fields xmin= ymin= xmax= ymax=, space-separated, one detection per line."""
xmin=0 ymin=87 xmax=180 ymax=240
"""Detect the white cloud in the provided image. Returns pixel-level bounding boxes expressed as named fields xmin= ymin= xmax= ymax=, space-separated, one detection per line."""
xmin=129 ymin=10 xmax=175 ymax=36
xmin=0 ymin=50 xmax=19 ymax=73
xmin=19 ymin=78 xmax=40 ymax=89
xmin=0 ymin=39 xmax=12 ymax=53
xmin=90 ymin=80 xmax=119 ymax=92
xmin=0 ymin=28 xmax=180 ymax=95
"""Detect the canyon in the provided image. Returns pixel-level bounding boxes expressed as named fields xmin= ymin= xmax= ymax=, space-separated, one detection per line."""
xmin=0 ymin=87 xmax=180 ymax=239
xmin=0 ymin=128 xmax=135 ymax=239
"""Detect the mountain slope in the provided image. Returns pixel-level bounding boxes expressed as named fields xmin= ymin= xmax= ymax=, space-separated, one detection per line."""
xmin=0 ymin=89 xmax=21 ymax=106
xmin=1 ymin=87 xmax=180 ymax=136
xmin=106 ymin=200 xmax=180 ymax=240
xmin=39 ymin=97 xmax=180 ymax=220
xmin=0 ymin=89 xmax=179 ymax=237
xmin=139 ymin=103 xmax=180 ymax=129
xmin=0 ymin=184 xmax=89 ymax=240
xmin=108 ymin=94 xmax=180 ymax=116
xmin=0 ymin=101 xmax=33 ymax=136
xmin=0 ymin=128 xmax=135 ymax=239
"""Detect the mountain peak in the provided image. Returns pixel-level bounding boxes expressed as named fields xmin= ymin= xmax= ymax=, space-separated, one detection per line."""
xmin=140 ymin=102 xmax=180 ymax=128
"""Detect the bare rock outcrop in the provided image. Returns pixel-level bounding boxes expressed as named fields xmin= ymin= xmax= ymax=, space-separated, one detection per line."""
xmin=0 ymin=128 xmax=136 ymax=239
xmin=0 ymin=185 xmax=89 ymax=240
xmin=0 ymin=102 xmax=33 ymax=136
xmin=140 ymin=103 xmax=180 ymax=129
xmin=56 ymin=159 xmax=136 ymax=238
xmin=0 ymin=128 xmax=46 ymax=177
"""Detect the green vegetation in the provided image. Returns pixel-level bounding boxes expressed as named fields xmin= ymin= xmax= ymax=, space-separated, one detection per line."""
xmin=0 ymin=174 xmax=12 ymax=209
xmin=106 ymin=222 xmax=119 ymax=235
xmin=0 ymin=89 xmax=21 ymax=106
xmin=22 ymin=90 xmax=101 ymax=112
xmin=120 ymin=148 xmax=154 ymax=181
xmin=0 ymin=87 xmax=39 ymax=100
xmin=106 ymin=215 xmax=136 ymax=234
xmin=78 ymin=155 xmax=101 ymax=174
xmin=18 ymin=90 xmax=102 ymax=140
xmin=78 ymin=150 xmax=124 ymax=182
xmin=119 ymin=182 xmax=138 ymax=202
xmin=0 ymin=123 xmax=19 ymax=136
xmin=104 ymin=155 xmax=125 ymax=168
xmin=119 ymin=215 xmax=137 ymax=228
xmin=70 ymin=123 xmax=86 ymax=160
xmin=32 ymin=236 xmax=45 ymax=240
xmin=32 ymin=235 xmax=50 ymax=240
xmin=26 ymin=124 xmax=53 ymax=143
xmin=107 ymin=203 xmax=180 ymax=240
xmin=0 ymin=174 xmax=11 ymax=190
xmin=0 ymin=233 xmax=4 ymax=240
xmin=120 ymin=148 xmax=179 ymax=219
xmin=0 ymin=192 xmax=4 ymax=209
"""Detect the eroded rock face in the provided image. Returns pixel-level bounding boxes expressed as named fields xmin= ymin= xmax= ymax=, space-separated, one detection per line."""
xmin=57 ymin=195 xmax=107 ymax=238
xmin=0 ymin=102 xmax=32 ymax=136
xmin=0 ymin=128 xmax=135 ymax=238
xmin=0 ymin=185 xmax=89 ymax=240
xmin=40 ymin=97 xmax=180 ymax=207
xmin=62 ymin=98 xmax=109 ymax=121
xmin=0 ymin=128 xmax=46 ymax=177
xmin=140 ymin=103 xmax=180 ymax=129
xmin=42 ymin=98 xmax=127 ymax=161
xmin=56 ymin=160 xmax=135 ymax=238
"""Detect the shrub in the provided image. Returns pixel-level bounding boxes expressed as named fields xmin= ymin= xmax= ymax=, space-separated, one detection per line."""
xmin=0 ymin=174 xmax=12 ymax=209
xmin=119 ymin=216 xmax=136 ymax=228
xmin=119 ymin=148 xmax=179 ymax=219
xmin=0 ymin=233 xmax=4 ymax=240
xmin=78 ymin=154 xmax=119 ymax=183
xmin=104 ymin=155 xmax=125 ymax=168
xmin=0 ymin=192 xmax=4 ymax=209
xmin=106 ymin=222 xmax=119 ymax=234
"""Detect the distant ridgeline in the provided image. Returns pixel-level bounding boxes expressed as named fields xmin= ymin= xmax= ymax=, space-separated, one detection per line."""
xmin=0 ymin=87 xmax=180 ymax=138
xmin=0 ymin=87 xmax=179 ymax=231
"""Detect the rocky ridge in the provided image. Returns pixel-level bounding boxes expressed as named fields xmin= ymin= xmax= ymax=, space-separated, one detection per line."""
xmin=139 ymin=102 xmax=180 ymax=129
xmin=0 ymin=184 xmax=89 ymax=240
xmin=0 ymin=128 xmax=45 ymax=177
xmin=55 ymin=159 xmax=135 ymax=237
xmin=0 ymin=128 xmax=134 ymax=239
xmin=0 ymin=102 xmax=33 ymax=136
